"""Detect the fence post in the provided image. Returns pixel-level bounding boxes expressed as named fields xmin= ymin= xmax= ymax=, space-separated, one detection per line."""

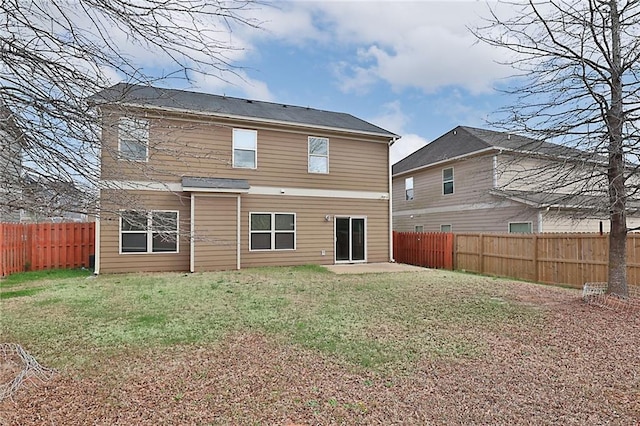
xmin=479 ymin=234 xmax=484 ymax=274
xmin=532 ymin=234 xmax=538 ymax=282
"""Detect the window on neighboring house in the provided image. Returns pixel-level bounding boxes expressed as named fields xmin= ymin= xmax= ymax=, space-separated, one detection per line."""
xmin=308 ymin=136 xmax=329 ymax=173
xmin=440 ymin=224 xmax=452 ymax=232
xmin=443 ymin=168 xmax=454 ymax=195
xmin=233 ymin=128 xmax=257 ymax=169
xmin=250 ymin=212 xmax=295 ymax=251
xmin=415 ymin=225 xmax=424 ymax=233
xmin=405 ymin=177 xmax=414 ymax=200
xmin=509 ymin=222 xmax=532 ymax=233
xmin=118 ymin=117 xmax=149 ymax=161
xmin=120 ymin=210 xmax=179 ymax=253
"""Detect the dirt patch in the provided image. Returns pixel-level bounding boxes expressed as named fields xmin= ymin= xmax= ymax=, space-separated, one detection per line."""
xmin=1 ymin=286 xmax=639 ymax=425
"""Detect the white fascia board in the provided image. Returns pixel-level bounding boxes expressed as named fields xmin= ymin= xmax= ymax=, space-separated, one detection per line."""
xmin=99 ymin=180 xmax=183 ymax=192
xmin=116 ymin=102 xmax=396 ymax=140
xmin=100 ymin=180 xmax=389 ymax=200
xmin=248 ymin=186 xmax=389 ymax=200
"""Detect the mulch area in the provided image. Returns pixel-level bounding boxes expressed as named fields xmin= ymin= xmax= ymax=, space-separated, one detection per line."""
xmin=1 ymin=284 xmax=639 ymax=425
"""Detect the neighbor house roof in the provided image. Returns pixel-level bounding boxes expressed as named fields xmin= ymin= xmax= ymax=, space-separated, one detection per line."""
xmin=489 ymin=189 xmax=640 ymax=213
xmin=392 ymin=125 xmax=591 ymax=175
xmin=90 ymin=83 xmax=398 ymax=139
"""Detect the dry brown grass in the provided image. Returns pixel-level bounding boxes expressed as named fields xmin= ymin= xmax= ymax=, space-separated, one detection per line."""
xmin=1 ymin=268 xmax=639 ymax=425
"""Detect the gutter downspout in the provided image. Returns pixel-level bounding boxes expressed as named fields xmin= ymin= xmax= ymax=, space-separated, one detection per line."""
xmin=389 ymin=137 xmax=398 ymax=262
xmin=94 ymin=189 xmax=101 ymax=274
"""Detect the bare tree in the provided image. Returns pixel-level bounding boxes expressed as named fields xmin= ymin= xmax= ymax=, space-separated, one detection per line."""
xmin=474 ymin=0 xmax=640 ymax=297
xmin=0 ymin=0 xmax=262 ymax=220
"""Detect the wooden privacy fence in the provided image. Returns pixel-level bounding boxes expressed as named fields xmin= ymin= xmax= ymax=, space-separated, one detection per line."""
xmin=0 ymin=222 xmax=95 ymax=276
xmin=393 ymin=231 xmax=454 ymax=269
xmin=455 ymin=233 xmax=640 ymax=288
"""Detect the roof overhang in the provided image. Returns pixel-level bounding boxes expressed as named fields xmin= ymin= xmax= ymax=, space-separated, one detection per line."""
xmin=182 ymin=176 xmax=250 ymax=193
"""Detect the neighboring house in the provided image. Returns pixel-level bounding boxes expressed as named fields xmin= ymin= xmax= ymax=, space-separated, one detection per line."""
xmin=392 ymin=125 xmax=640 ymax=234
xmin=91 ymin=83 xmax=397 ymax=273
xmin=0 ymin=106 xmax=23 ymax=222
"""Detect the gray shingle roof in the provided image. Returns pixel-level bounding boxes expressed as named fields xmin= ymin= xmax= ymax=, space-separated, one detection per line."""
xmin=91 ymin=83 xmax=397 ymax=138
xmin=392 ymin=125 xmax=590 ymax=175
xmin=182 ymin=176 xmax=249 ymax=191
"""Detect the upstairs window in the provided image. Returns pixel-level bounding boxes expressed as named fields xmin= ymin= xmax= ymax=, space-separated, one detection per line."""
xmin=250 ymin=212 xmax=296 ymax=251
xmin=118 ymin=117 xmax=149 ymax=161
xmin=308 ymin=136 xmax=329 ymax=173
xmin=120 ymin=210 xmax=179 ymax=253
xmin=233 ymin=129 xmax=257 ymax=169
xmin=405 ymin=177 xmax=414 ymax=200
xmin=443 ymin=167 xmax=454 ymax=195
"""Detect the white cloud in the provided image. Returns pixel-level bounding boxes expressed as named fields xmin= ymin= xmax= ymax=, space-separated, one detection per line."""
xmin=367 ymin=101 xmax=428 ymax=164
xmin=191 ymin=70 xmax=274 ymax=101
xmin=261 ymin=1 xmax=511 ymax=95
xmin=391 ymin=134 xmax=428 ymax=165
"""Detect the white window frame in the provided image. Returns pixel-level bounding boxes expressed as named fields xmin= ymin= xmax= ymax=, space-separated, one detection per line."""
xmin=308 ymin=136 xmax=329 ymax=174
xmin=249 ymin=212 xmax=296 ymax=251
xmin=440 ymin=224 xmax=452 ymax=232
xmin=508 ymin=222 xmax=533 ymax=234
xmin=405 ymin=177 xmax=414 ymax=201
xmin=118 ymin=117 xmax=149 ymax=162
xmin=119 ymin=210 xmax=179 ymax=254
xmin=232 ymin=128 xmax=258 ymax=169
xmin=443 ymin=167 xmax=454 ymax=195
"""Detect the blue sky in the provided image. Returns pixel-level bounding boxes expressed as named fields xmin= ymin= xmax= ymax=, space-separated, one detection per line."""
xmin=133 ymin=1 xmax=517 ymax=164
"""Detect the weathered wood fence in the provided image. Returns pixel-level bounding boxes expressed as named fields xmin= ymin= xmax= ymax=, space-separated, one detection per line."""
xmin=0 ymin=222 xmax=95 ymax=276
xmin=394 ymin=231 xmax=640 ymax=288
xmin=393 ymin=231 xmax=454 ymax=269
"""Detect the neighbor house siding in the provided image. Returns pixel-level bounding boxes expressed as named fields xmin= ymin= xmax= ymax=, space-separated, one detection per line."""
xmin=101 ymin=110 xmax=389 ymax=193
xmin=99 ymin=189 xmax=191 ymax=273
xmin=394 ymin=203 xmax=538 ymax=233
xmin=393 ymin=155 xmax=495 ymax=232
xmin=540 ymin=212 xmax=640 ymax=233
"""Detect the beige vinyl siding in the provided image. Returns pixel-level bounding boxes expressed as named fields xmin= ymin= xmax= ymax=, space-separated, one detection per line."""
xmin=541 ymin=212 xmax=640 ymax=233
xmin=394 ymin=203 xmax=538 ymax=233
xmin=99 ymin=190 xmax=191 ymax=273
xmin=101 ymin=110 xmax=389 ymax=192
xmin=193 ymin=194 xmax=238 ymax=271
xmin=496 ymin=153 xmax=607 ymax=194
xmin=240 ymin=195 xmax=389 ymax=267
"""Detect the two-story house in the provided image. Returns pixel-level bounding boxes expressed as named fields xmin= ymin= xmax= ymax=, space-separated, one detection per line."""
xmin=91 ymin=83 xmax=397 ymax=273
xmin=392 ymin=125 xmax=640 ymax=234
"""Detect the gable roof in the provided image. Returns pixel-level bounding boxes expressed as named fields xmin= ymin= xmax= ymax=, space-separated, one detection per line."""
xmin=392 ymin=125 xmax=589 ymax=175
xmin=90 ymin=83 xmax=398 ymax=139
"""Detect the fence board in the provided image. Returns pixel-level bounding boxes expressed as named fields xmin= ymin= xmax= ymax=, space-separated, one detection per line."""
xmin=0 ymin=222 xmax=95 ymax=276
xmin=393 ymin=232 xmax=453 ymax=269
xmin=453 ymin=232 xmax=640 ymax=288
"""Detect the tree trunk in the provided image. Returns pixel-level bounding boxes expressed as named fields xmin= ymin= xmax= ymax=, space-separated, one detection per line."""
xmin=606 ymin=0 xmax=628 ymax=298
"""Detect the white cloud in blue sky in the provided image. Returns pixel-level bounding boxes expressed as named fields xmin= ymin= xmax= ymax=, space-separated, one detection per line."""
xmin=113 ymin=1 xmax=516 ymax=163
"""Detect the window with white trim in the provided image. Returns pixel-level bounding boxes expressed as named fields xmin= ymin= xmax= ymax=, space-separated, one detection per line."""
xmin=308 ymin=136 xmax=329 ymax=173
xmin=120 ymin=210 xmax=179 ymax=253
xmin=405 ymin=177 xmax=414 ymax=200
xmin=250 ymin=212 xmax=295 ymax=250
xmin=509 ymin=222 xmax=532 ymax=233
xmin=443 ymin=168 xmax=454 ymax=195
xmin=233 ymin=128 xmax=257 ymax=169
xmin=415 ymin=225 xmax=424 ymax=233
xmin=118 ymin=117 xmax=149 ymax=161
xmin=440 ymin=224 xmax=452 ymax=232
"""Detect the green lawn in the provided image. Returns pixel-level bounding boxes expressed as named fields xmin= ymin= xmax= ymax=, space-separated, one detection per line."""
xmin=0 ymin=266 xmax=542 ymax=373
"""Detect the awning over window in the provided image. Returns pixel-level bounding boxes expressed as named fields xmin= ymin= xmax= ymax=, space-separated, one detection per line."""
xmin=182 ymin=176 xmax=250 ymax=193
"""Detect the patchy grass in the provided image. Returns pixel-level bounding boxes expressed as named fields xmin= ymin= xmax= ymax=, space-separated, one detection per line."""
xmin=2 ymin=266 xmax=639 ymax=424
xmin=0 ymin=268 xmax=93 ymax=288
xmin=0 ymin=267 xmax=541 ymax=373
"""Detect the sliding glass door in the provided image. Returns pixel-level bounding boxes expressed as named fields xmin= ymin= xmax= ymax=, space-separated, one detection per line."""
xmin=335 ymin=216 xmax=366 ymax=262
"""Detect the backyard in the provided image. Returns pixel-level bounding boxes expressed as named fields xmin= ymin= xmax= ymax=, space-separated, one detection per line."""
xmin=0 ymin=266 xmax=638 ymax=425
